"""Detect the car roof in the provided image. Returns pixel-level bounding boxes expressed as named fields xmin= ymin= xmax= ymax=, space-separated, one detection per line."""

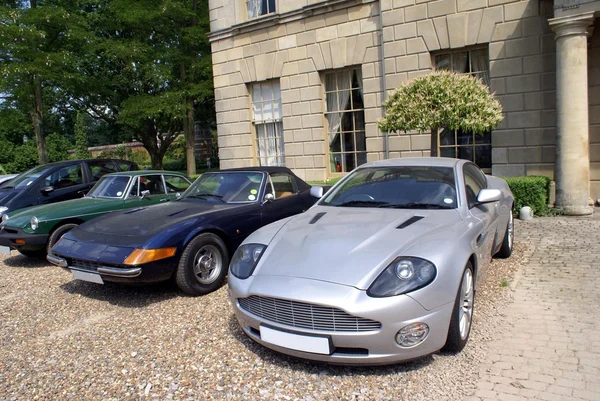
xmin=33 ymin=159 xmax=132 ymax=168
xmin=106 ymin=170 xmax=189 ymax=177
xmin=215 ymin=166 xmax=296 ymax=174
xmin=361 ymin=157 xmax=462 ymax=169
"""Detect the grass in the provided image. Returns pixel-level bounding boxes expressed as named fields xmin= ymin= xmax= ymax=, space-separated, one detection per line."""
xmin=500 ymin=279 xmax=509 ymax=288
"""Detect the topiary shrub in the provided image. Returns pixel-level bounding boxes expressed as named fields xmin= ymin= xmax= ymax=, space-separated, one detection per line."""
xmin=503 ymin=176 xmax=551 ymax=216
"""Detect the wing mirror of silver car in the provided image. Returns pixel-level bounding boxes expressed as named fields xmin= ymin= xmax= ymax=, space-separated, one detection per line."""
xmin=140 ymin=190 xmax=151 ymax=199
xmin=310 ymin=186 xmax=324 ymax=199
xmin=262 ymin=193 xmax=275 ymax=205
xmin=476 ymin=188 xmax=502 ymax=204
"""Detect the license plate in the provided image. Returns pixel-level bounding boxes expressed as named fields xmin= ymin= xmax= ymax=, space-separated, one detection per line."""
xmin=0 ymin=245 xmax=10 ymax=255
xmin=71 ymin=269 xmax=104 ymax=284
xmin=260 ymin=325 xmax=331 ymax=355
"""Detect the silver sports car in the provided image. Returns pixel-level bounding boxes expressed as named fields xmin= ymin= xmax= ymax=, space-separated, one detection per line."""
xmin=228 ymin=157 xmax=514 ymax=365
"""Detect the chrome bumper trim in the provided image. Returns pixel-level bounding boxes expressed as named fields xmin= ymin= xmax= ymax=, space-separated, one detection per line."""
xmin=47 ymin=254 xmax=68 ymax=268
xmin=96 ymin=266 xmax=142 ymax=278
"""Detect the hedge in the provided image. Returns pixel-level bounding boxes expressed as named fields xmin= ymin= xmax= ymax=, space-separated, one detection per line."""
xmin=503 ymin=176 xmax=551 ymax=216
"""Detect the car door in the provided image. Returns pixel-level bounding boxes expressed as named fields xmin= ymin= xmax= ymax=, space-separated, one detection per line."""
xmin=464 ymin=164 xmax=496 ymax=276
xmin=260 ymin=172 xmax=306 ymax=226
xmin=122 ymin=174 xmax=171 ymax=208
xmin=38 ymin=163 xmax=89 ymax=204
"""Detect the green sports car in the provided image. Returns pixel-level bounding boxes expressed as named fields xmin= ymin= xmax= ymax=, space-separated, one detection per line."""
xmin=0 ymin=170 xmax=192 ymax=257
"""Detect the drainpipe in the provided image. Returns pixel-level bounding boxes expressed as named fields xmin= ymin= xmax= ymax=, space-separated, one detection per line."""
xmin=377 ymin=0 xmax=389 ymax=159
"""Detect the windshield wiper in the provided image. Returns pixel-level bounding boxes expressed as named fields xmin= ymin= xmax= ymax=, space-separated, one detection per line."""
xmin=186 ymin=193 xmax=225 ymax=202
xmin=379 ymin=202 xmax=452 ymax=209
xmin=336 ymin=200 xmax=389 ymax=207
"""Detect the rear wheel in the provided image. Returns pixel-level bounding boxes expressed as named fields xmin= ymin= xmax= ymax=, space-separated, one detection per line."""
xmin=47 ymin=223 xmax=79 ymax=254
xmin=175 ymin=233 xmax=229 ymax=296
xmin=443 ymin=262 xmax=475 ymax=353
xmin=496 ymin=212 xmax=514 ymax=259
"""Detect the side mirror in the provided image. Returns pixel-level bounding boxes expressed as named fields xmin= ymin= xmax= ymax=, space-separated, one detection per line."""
xmin=262 ymin=193 xmax=275 ymax=204
xmin=310 ymin=186 xmax=324 ymax=199
xmin=175 ymin=192 xmax=182 ymax=199
xmin=41 ymin=186 xmax=54 ymax=195
xmin=140 ymin=190 xmax=150 ymax=199
xmin=476 ymin=188 xmax=502 ymax=204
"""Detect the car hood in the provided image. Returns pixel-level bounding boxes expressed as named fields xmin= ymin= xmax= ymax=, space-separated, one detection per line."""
xmin=253 ymin=206 xmax=463 ymax=290
xmin=78 ymin=199 xmax=238 ymax=237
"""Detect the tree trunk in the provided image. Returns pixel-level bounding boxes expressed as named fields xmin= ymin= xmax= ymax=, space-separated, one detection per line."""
xmin=32 ymin=75 xmax=48 ymax=164
xmin=184 ymin=101 xmax=196 ymax=176
xmin=430 ymin=128 xmax=438 ymax=157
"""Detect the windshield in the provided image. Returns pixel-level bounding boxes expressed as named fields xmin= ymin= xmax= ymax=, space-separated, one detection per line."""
xmin=5 ymin=165 xmax=52 ymax=189
xmin=88 ymin=175 xmax=131 ymax=198
xmin=320 ymin=166 xmax=457 ymax=209
xmin=183 ymin=172 xmax=264 ymax=203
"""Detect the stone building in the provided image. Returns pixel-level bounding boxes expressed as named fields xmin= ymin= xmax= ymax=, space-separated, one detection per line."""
xmin=208 ymin=0 xmax=600 ymax=214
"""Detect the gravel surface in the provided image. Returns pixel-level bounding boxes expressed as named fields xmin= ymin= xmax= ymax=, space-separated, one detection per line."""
xmin=0 ymin=233 xmax=529 ymax=401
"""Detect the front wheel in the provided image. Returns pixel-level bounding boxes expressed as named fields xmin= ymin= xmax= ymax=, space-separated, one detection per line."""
xmin=495 ymin=212 xmax=514 ymax=259
xmin=175 ymin=233 xmax=229 ymax=296
xmin=47 ymin=223 xmax=79 ymax=254
xmin=442 ymin=262 xmax=475 ymax=353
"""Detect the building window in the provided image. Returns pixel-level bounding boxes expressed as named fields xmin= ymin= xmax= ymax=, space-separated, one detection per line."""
xmin=434 ymin=48 xmax=491 ymax=170
xmin=252 ymin=80 xmax=284 ymax=166
xmin=324 ymin=69 xmax=366 ymax=173
xmin=247 ymin=0 xmax=275 ymax=18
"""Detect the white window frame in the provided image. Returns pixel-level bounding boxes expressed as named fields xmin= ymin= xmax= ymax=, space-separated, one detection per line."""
xmin=247 ymin=0 xmax=276 ymax=19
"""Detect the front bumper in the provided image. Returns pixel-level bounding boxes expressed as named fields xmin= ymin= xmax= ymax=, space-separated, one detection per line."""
xmin=229 ymin=275 xmax=454 ymax=365
xmin=0 ymin=226 xmax=48 ymax=252
xmin=47 ymin=252 xmax=177 ymax=284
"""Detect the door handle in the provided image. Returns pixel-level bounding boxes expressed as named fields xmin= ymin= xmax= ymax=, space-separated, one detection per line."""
xmin=476 ymin=233 xmax=485 ymax=246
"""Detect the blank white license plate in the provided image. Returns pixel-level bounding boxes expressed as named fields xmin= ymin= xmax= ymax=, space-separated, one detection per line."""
xmin=71 ymin=269 xmax=104 ymax=284
xmin=260 ymin=325 xmax=331 ymax=355
xmin=0 ymin=245 xmax=10 ymax=255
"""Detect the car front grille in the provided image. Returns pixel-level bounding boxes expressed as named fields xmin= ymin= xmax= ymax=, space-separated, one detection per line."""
xmin=238 ymin=295 xmax=381 ymax=332
xmin=70 ymin=258 xmax=102 ymax=272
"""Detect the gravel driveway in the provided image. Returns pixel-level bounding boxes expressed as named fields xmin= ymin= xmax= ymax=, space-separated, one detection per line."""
xmin=0 ymin=240 xmax=527 ymax=401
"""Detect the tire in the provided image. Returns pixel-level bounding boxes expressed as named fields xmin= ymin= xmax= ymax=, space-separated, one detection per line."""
xmin=496 ymin=212 xmax=514 ymax=259
xmin=175 ymin=233 xmax=229 ymax=296
xmin=47 ymin=223 xmax=79 ymax=254
xmin=443 ymin=262 xmax=475 ymax=353
xmin=17 ymin=249 xmax=46 ymax=258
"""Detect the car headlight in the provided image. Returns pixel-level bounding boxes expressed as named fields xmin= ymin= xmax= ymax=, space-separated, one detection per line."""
xmin=367 ymin=257 xmax=437 ymax=297
xmin=230 ymin=243 xmax=266 ymax=279
xmin=0 ymin=206 xmax=8 ymax=217
xmin=1 ymin=212 xmax=8 ymax=224
xmin=30 ymin=216 xmax=39 ymax=231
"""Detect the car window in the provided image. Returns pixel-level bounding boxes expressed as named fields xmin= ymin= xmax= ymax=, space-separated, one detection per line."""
xmin=9 ymin=165 xmax=52 ymax=189
xmin=139 ymin=175 xmax=166 ymax=195
xmin=128 ymin=177 xmax=140 ymax=197
xmin=270 ymin=173 xmax=296 ymax=199
xmin=165 ymin=175 xmax=191 ymax=193
xmin=45 ymin=165 xmax=83 ymax=189
xmin=320 ymin=166 xmax=457 ymax=209
xmin=119 ymin=161 xmax=135 ymax=171
xmin=88 ymin=175 xmax=131 ymax=198
xmin=88 ymin=161 xmax=119 ymax=181
xmin=463 ymin=164 xmax=487 ymax=208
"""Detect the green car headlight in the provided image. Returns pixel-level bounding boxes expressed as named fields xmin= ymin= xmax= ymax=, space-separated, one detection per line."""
xmin=30 ymin=216 xmax=39 ymax=231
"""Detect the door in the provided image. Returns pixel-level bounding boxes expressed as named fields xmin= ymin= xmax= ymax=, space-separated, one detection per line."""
xmin=38 ymin=163 xmax=89 ymax=204
xmin=260 ymin=173 xmax=306 ymax=226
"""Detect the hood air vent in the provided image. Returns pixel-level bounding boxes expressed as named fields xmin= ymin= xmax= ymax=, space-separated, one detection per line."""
xmin=397 ymin=215 xmax=424 ymax=229
xmin=309 ymin=212 xmax=326 ymax=224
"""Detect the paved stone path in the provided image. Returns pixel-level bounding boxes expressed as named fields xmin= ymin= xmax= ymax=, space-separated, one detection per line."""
xmin=467 ymin=214 xmax=600 ymax=401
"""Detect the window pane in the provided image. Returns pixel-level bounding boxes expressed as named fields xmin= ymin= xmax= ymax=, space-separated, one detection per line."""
xmin=272 ymin=99 xmax=281 ymax=120
xmin=475 ymin=131 xmax=491 ymax=144
xmin=343 ymin=132 xmax=354 ymax=152
xmin=351 ymin=89 xmax=363 ymax=110
xmin=267 ymin=0 xmax=276 ymax=14
xmin=326 ymin=92 xmax=338 ymax=112
xmin=353 ymin=111 xmax=365 ymax=131
xmin=356 ymin=131 xmax=366 ymax=151
xmin=435 ymin=54 xmax=451 ymax=70
xmin=341 ymin=112 xmax=353 ymax=132
xmin=457 ymin=146 xmax=474 ymax=162
xmin=357 ymin=152 xmax=367 ymax=167
xmin=452 ymin=52 xmax=468 ymax=73
xmin=330 ymin=133 xmax=341 ymax=152
xmin=475 ymin=146 xmax=492 ymax=169
xmin=440 ymin=147 xmax=456 ymax=158
xmin=331 ymin=153 xmax=343 ymax=172
xmin=345 ymin=152 xmax=356 ymax=172
xmin=252 ymin=84 xmax=261 ymax=102
xmin=439 ymin=128 xmax=455 ymax=145
xmin=457 ymin=129 xmax=473 ymax=145
xmin=325 ymin=73 xmax=337 ymax=91
xmin=165 ymin=176 xmax=191 ymax=193
xmin=262 ymin=84 xmax=272 ymax=101
xmin=262 ymin=101 xmax=273 ymax=120
xmin=338 ymin=89 xmax=351 ymax=111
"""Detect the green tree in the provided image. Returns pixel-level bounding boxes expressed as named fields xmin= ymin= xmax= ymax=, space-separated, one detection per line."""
xmin=378 ymin=70 xmax=503 ymax=156
xmin=74 ymin=111 xmax=91 ymax=159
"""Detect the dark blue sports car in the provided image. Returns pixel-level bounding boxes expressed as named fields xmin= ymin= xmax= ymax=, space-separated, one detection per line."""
xmin=47 ymin=167 xmax=323 ymax=296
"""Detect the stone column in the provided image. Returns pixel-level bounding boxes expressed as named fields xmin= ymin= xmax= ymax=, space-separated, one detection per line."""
xmin=549 ymin=13 xmax=595 ymax=215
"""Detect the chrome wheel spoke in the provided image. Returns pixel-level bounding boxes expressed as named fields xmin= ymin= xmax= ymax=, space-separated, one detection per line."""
xmin=191 ymin=245 xmax=222 ymax=285
xmin=459 ymin=269 xmax=474 ymax=340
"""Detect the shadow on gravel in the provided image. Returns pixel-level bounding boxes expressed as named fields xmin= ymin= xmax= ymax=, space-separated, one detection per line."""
xmin=226 ymin=314 xmax=434 ymax=376
xmin=2 ymin=253 xmax=50 ymax=268
xmin=59 ymin=279 xmax=180 ymax=308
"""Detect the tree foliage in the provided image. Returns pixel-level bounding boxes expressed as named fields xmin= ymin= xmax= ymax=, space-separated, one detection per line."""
xmin=74 ymin=111 xmax=91 ymax=159
xmin=378 ymin=71 xmax=503 ymax=154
